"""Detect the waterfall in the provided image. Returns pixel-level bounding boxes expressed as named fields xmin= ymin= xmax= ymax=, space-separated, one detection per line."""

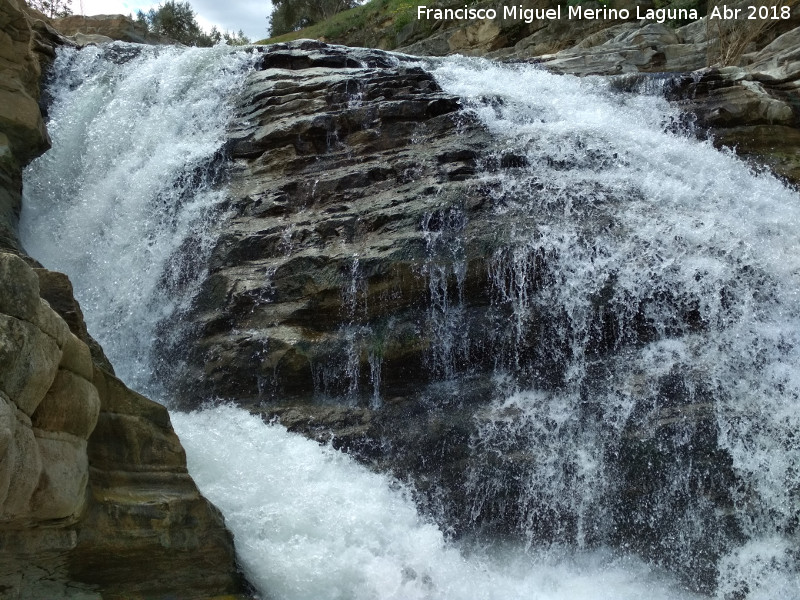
xmin=428 ymin=57 xmax=800 ymax=598
xmin=19 ymin=43 xmax=800 ymax=600
xmin=173 ymin=404 xmax=703 ymax=600
xmin=20 ymin=42 xmax=256 ymax=392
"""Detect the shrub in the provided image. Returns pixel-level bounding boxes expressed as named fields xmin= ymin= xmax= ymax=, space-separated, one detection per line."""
xmin=27 ymin=0 xmax=72 ymax=18
xmin=268 ymin=0 xmax=360 ymax=36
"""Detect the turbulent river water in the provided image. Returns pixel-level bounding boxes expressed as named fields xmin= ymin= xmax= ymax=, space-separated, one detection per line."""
xmin=20 ymin=43 xmax=800 ymax=599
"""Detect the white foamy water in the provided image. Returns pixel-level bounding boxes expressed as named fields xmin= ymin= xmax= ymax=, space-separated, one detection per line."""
xmin=172 ymin=405 xmax=702 ymax=600
xmin=20 ymin=42 xmax=256 ymax=391
xmin=428 ymin=57 xmax=800 ymax=598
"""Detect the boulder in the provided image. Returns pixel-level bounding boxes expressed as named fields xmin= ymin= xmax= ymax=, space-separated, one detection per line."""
xmin=69 ymin=31 xmax=114 ymax=47
xmin=0 ymin=251 xmax=250 ymax=598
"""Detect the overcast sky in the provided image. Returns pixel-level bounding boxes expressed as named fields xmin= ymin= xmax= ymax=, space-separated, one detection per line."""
xmin=69 ymin=0 xmax=272 ymax=42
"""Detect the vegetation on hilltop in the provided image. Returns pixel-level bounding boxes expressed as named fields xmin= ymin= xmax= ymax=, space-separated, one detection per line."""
xmin=135 ymin=0 xmax=250 ymax=46
xmin=269 ymin=0 xmax=361 ymax=36
xmin=27 ymin=0 xmax=71 ymax=18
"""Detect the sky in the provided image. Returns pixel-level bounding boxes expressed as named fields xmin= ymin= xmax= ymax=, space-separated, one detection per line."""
xmin=69 ymin=0 xmax=272 ymax=42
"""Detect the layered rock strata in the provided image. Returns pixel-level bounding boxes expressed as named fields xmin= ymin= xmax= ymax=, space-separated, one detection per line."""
xmin=170 ymin=40 xmax=745 ymax=591
xmin=172 ymin=41 xmax=494 ymax=405
xmin=168 ymin=38 xmax=511 ymax=544
xmin=0 ymin=252 xmax=248 ymax=599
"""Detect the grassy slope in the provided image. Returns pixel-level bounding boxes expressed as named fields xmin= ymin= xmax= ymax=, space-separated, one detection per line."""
xmin=256 ymin=0 xmax=433 ymax=48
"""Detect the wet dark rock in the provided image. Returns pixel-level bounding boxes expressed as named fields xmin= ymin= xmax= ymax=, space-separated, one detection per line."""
xmin=169 ymin=41 xmax=497 ymax=407
xmin=665 ymin=27 xmax=800 ymax=184
xmin=159 ymin=42 xmax=762 ymax=594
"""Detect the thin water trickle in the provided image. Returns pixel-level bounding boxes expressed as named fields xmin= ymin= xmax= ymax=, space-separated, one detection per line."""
xmin=421 ymin=208 xmax=469 ymax=379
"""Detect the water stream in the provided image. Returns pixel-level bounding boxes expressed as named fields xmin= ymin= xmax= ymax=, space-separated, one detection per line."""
xmin=19 ymin=43 xmax=800 ymax=599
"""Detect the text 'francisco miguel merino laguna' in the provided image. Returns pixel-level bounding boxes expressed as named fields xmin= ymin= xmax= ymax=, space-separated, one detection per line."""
xmin=417 ymin=4 xmax=793 ymax=23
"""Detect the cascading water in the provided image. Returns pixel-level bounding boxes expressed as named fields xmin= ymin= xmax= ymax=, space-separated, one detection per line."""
xmin=421 ymin=207 xmax=469 ymax=379
xmin=19 ymin=42 xmax=799 ymax=600
xmin=20 ymin=42 xmax=256 ymax=393
xmin=429 ymin=58 xmax=800 ymax=598
xmin=173 ymin=404 xmax=704 ymax=600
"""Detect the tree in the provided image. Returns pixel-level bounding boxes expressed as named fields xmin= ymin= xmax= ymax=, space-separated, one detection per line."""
xmin=27 ymin=0 xmax=72 ymax=19
xmin=136 ymin=2 xmax=251 ymax=47
xmin=268 ymin=0 xmax=357 ymax=36
xmin=145 ymin=1 xmax=206 ymax=45
xmin=209 ymin=26 xmax=251 ymax=46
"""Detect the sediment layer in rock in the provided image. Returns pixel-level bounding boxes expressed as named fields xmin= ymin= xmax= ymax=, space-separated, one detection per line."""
xmin=0 ymin=252 xmax=249 ymax=599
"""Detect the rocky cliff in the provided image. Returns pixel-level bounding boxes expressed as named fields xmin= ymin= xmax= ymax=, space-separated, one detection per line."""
xmin=0 ymin=0 xmax=249 ymax=597
xmin=0 ymin=254 xmax=248 ymax=599
xmin=160 ymin=40 xmax=800 ymax=592
xmin=281 ymin=0 xmax=800 ymax=184
xmin=668 ymin=25 xmax=800 ymax=183
xmin=172 ymin=41 xmax=490 ymax=405
xmin=0 ymin=0 xmax=49 ymax=255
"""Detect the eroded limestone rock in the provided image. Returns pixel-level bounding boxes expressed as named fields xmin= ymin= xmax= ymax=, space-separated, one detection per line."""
xmin=0 ymin=251 xmax=249 ymax=598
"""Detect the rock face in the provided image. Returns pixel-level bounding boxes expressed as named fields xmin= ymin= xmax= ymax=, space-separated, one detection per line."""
xmin=168 ymin=37 xmax=522 ymax=556
xmin=167 ymin=40 xmax=760 ymax=592
xmin=0 ymin=252 xmax=248 ymax=599
xmin=0 ymin=1 xmax=250 ymax=596
xmin=0 ymin=253 xmax=86 ymax=526
xmin=72 ymin=367 xmax=244 ymax=598
xmin=529 ymin=21 xmax=706 ymax=75
xmin=0 ymin=0 xmax=50 ymax=255
xmin=171 ymin=41 xmax=494 ymax=406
